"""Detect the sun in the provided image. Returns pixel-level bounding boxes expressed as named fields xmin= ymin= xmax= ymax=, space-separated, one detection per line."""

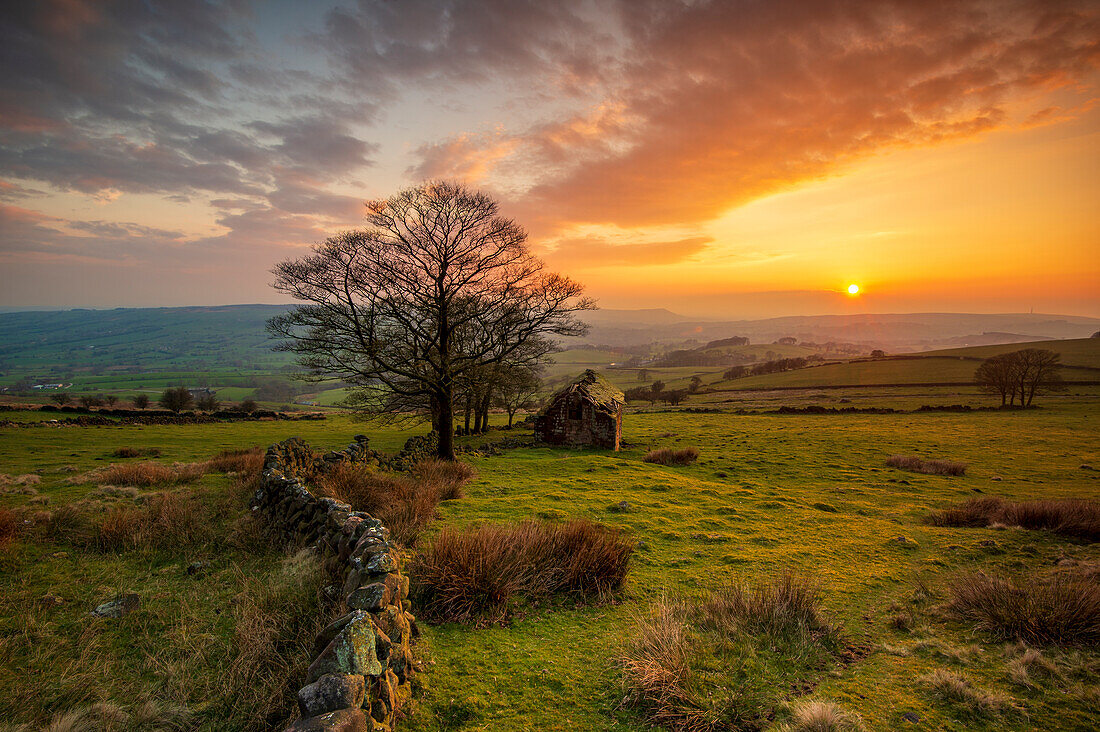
xmin=847 ymin=283 xmax=861 ymax=295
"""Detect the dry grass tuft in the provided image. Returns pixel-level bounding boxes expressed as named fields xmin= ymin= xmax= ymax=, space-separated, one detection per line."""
xmin=97 ymin=462 xmax=207 ymax=488
xmin=644 ymin=447 xmax=700 ymax=466
xmin=923 ymin=669 xmax=1020 ymax=718
xmin=318 ymin=459 xmax=475 ymax=546
xmin=220 ymin=549 xmax=337 ymax=727
xmin=928 ymin=497 xmax=1100 ymax=541
xmin=783 ymin=699 xmax=865 ymax=732
xmin=0 ymin=507 xmax=16 ymax=547
xmin=409 ymin=519 xmax=633 ymax=624
xmin=92 ymin=492 xmax=213 ymax=551
xmin=946 ymin=571 xmax=1100 ymax=645
xmin=206 ymin=446 xmax=264 ymax=477
xmin=619 ymin=573 xmax=846 ymax=732
xmin=110 ymin=447 xmax=161 ymax=459
xmin=1006 ymin=646 xmax=1061 ymax=687
xmin=886 ymin=454 xmax=967 ymax=476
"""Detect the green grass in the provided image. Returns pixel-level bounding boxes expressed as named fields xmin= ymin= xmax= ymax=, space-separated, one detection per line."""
xmin=2 ymin=396 xmax=1098 ymax=730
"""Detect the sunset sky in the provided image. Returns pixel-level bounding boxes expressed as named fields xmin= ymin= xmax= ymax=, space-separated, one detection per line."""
xmin=1 ymin=0 xmax=1098 ymax=318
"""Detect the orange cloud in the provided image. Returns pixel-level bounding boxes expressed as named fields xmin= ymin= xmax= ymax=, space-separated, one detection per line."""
xmin=544 ymin=235 xmax=712 ymax=268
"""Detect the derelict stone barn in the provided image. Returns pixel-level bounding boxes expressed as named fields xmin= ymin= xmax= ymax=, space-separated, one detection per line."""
xmin=534 ymin=369 xmax=625 ymax=450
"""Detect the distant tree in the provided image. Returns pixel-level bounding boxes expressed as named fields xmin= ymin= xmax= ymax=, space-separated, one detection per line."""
xmin=662 ymin=389 xmax=688 ymax=406
xmin=637 ymin=369 xmax=650 ymax=382
xmin=104 ymin=395 xmax=118 ymax=406
xmin=49 ymin=393 xmax=71 ymax=406
xmin=159 ymin=386 xmax=194 ymax=413
xmin=722 ymin=365 xmax=746 ymax=380
xmin=975 ymin=354 xmax=1018 ymax=406
xmin=132 ymin=394 xmax=150 ymax=409
xmin=1012 ymin=348 xmax=1065 ymax=407
xmin=239 ymin=398 xmax=258 ymax=413
xmin=492 ymin=364 xmax=542 ymax=427
xmin=688 ymin=375 xmax=703 ymax=393
xmin=1092 ymin=330 xmax=1100 ymax=338
xmin=776 ymin=336 xmax=797 ymax=345
xmin=975 ymin=349 xmax=1065 ymax=407
xmin=79 ymin=395 xmax=103 ymax=409
xmin=870 ymin=349 xmax=886 ymax=358
xmin=195 ymin=393 xmax=219 ymax=411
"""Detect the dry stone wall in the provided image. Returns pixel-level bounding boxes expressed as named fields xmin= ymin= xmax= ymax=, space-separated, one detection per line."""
xmin=251 ymin=437 xmax=417 ymax=732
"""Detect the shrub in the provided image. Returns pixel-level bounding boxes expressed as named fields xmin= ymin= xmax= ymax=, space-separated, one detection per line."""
xmin=886 ymin=455 xmax=967 ymax=476
xmin=409 ymin=519 xmax=633 ymax=624
xmin=159 ymin=386 xmax=193 ymax=413
xmin=132 ymin=394 xmax=150 ymax=409
xmin=619 ymin=573 xmax=846 ymax=732
xmin=0 ymin=507 xmax=16 ymax=547
xmin=928 ymin=497 xmax=1100 ymax=541
xmin=644 ymin=447 xmax=700 ymax=466
xmin=946 ymin=571 xmax=1100 ymax=645
xmin=98 ymin=461 xmax=207 ymax=488
xmin=409 ymin=459 xmax=475 ymax=500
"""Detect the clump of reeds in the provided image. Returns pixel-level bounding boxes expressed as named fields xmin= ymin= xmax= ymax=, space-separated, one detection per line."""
xmin=946 ymin=571 xmax=1100 ymax=645
xmin=98 ymin=461 xmax=207 ymax=488
xmin=886 ymin=454 xmax=967 ymax=476
xmin=644 ymin=447 xmax=700 ymax=466
xmin=409 ymin=519 xmax=633 ymax=624
xmin=928 ymin=497 xmax=1100 ymax=541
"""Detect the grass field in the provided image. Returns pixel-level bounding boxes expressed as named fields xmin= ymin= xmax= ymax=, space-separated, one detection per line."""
xmin=1 ymin=392 xmax=1098 ymax=730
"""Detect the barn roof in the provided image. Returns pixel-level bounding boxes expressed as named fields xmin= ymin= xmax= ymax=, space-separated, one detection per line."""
xmin=543 ymin=369 xmax=625 ymax=415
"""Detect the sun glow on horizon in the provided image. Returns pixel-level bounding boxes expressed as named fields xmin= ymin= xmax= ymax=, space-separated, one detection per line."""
xmin=847 ymin=284 xmax=861 ymax=295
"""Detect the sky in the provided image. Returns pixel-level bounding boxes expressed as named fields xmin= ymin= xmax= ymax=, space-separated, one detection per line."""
xmin=0 ymin=0 xmax=1098 ymax=319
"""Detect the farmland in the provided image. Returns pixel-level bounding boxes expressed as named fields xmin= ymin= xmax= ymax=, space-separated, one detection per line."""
xmin=1 ymin=381 xmax=1097 ymax=730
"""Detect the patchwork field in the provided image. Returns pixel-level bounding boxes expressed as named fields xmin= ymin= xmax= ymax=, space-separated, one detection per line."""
xmin=0 ymin=390 xmax=1097 ymax=731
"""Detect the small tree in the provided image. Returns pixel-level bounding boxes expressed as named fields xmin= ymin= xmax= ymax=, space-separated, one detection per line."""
xmin=688 ymin=375 xmax=703 ymax=393
xmin=132 ymin=394 xmax=150 ymax=409
xmin=870 ymin=349 xmax=886 ymax=358
xmin=195 ymin=393 xmax=219 ymax=411
xmin=239 ymin=398 xmax=258 ymax=413
xmin=637 ymin=369 xmax=650 ymax=382
xmin=79 ymin=395 xmax=103 ymax=409
xmin=159 ymin=387 xmax=194 ymax=413
xmin=1013 ymin=348 xmax=1065 ymax=407
xmin=104 ymin=395 xmax=118 ymax=407
xmin=492 ymin=364 xmax=542 ymax=427
xmin=662 ymin=389 xmax=688 ymax=406
xmin=49 ymin=392 xmax=71 ymax=406
xmin=975 ymin=354 xmax=1017 ymax=406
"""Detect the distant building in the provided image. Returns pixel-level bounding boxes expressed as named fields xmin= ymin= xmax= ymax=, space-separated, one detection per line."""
xmin=534 ymin=369 xmax=625 ymax=450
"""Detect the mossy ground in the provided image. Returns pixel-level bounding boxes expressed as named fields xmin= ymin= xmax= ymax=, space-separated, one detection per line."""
xmin=1 ymin=390 xmax=1097 ymax=730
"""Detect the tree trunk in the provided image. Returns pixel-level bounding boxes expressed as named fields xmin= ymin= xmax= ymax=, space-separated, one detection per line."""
xmin=437 ymin=387 xmax=456 ymax=461
xmin=507 ymin=409 xmax=515 ymax=427
xmin=463 ymin=393 xmax=471 ymax=434
xmin=479 ymin=393 xmax=491 ymax=432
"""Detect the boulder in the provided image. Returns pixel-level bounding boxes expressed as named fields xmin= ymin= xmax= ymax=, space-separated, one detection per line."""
xmin=298 ymin=673 xmax=367 ymax=717
xmin=90 ymin=593 xmax=140 ymax=618
xmin=285 ymin=708 xmax=370 ymax=732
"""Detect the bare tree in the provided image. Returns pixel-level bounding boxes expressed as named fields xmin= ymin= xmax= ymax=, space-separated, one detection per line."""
xmin=1013 ymin=348 xmax=1065 ymax=407
xmin=976 ymin=349 xmax=1065 ymax=407
xmin=492 ymin=364 xmax=542 ymax=427
xmin=132 ymin=394 xmax=150 ymax=410
xmin=975 ymin=354 xmax=1018 ymax=406
xmin=49 ymin=392 xmax=71 ymax=406
xmin=270 ymin=181 xmax=593 ymax=460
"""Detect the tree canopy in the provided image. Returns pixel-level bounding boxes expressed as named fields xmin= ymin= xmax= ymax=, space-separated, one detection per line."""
xmin=270 ymin=181 xmax=593 ymax=460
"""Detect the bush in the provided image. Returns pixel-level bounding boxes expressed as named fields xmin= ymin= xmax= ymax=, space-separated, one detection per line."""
xmin=93 ymin=493 xmax=213 ymax=551
xmin=409 ymin=459 xmax=475 ymax=500
xmin=98 ymin=461 xmax=207 ymax=487
xmin=886 ymin=454 xmax=967 ymax=476
xmin=619 ymin=573 xmax=846 ymax=732
xmin=946 ymin=571 xmax=1100 ymax=645
xmin=644 ymin=447 xmax=699 ymax=466
xmin=409 ymin=519 xmax=633 ymax=624
xmin=132 ymin=394 xmax=150 ymax=409
xmin=928 ymin=497 xmax=1100 ymax=541
xmin=159 ymin=386 xmax=193 ymax=413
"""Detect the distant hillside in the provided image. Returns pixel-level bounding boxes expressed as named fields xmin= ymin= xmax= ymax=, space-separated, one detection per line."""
xmin=0 ymin=305 xmax=291 ymax=378
xmin=573 ymin=311 xmax=1100 ymax=349
xmin=712 ymin=338 xmax=1100 ymax=391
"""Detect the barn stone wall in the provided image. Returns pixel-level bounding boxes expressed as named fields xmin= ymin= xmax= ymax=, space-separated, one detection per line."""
xmin=251 ymin=437 xmax=417 ymax=732
xmin=535 ymin=395 xmax=622 ymax=450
